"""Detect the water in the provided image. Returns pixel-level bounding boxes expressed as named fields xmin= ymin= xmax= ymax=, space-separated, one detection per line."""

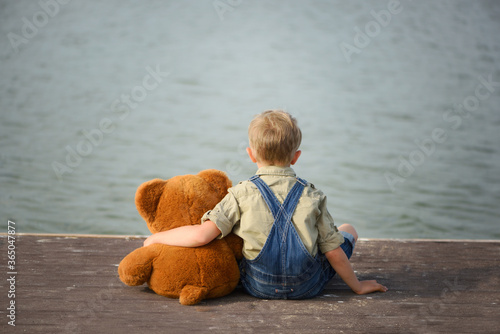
xmin=1 ymin=0 xmax=499 ymax=239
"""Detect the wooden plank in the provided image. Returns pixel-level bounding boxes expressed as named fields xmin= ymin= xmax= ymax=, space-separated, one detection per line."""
xmin=0 ymin=234 xmax=499 ymax=333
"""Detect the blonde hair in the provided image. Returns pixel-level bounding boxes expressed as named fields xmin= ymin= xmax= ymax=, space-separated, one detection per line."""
xmin=248 ymin=110 xmax=302 ymax=165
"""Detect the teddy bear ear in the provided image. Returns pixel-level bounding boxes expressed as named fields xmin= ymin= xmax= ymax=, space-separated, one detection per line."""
xmin=135 ymin=179 xmax=167 ymax=224
xmin=197 ymin=169 xmax=232 ymax=197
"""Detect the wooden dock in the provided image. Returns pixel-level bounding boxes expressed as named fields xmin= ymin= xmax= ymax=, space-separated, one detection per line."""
xmin=1 ymin=234 xmax=499 ymax=333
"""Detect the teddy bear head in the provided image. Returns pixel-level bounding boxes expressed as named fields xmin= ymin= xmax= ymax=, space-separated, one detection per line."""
xmin=135 ymin=169 xmax=232 ymax=233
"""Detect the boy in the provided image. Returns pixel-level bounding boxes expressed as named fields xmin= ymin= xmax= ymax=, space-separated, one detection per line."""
xmin=144 ymin=110 xmax=387 ymax=298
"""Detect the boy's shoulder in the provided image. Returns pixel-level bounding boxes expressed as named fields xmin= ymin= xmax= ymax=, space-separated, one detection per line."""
xmin=230 ymin=179 xmax=254 ymax=193
xmin=225 ymin=180 xmax=258 ymax=201
xmin=229 ymin=177 xmax=326 ymax=199
xmin=301 ymin=180 xmax=326 ymax=200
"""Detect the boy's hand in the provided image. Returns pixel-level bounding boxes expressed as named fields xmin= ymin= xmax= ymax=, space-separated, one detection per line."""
xmin=353 ymin=280 xmax=388 ymax=295
xmin=325 ymin=247 xmax=388 ymax=295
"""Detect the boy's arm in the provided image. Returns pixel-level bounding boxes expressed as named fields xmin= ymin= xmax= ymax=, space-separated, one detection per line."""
xmin=325 ymin=247 xmax=388 ymax=295
xmin=143 ymin=220 xmax=221 ymax=248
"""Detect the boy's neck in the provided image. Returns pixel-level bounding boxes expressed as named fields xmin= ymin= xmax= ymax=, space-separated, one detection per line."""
xmin=256 ymin=162 xmax=291 ymax=169
xmin=247 ymin=147 xmax=300 ymax=169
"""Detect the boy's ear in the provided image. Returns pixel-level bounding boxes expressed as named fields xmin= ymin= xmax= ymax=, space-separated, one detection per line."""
xmin=246 ymin=147 xmax=258 ymax=163
xmin=291 ymin=150 xmax=301 ymax=165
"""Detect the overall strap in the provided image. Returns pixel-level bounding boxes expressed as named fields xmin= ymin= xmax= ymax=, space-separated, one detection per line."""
xmin=249 ymin=175 xmax=307 ymax=226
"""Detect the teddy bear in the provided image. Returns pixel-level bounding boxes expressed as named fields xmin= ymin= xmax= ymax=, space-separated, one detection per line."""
xmin=118 ymin=169 xmax=243 ymax=305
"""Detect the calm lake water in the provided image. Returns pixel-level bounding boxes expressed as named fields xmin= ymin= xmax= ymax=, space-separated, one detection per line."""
xmin=1 ymin=0 xmax=499 ymax=239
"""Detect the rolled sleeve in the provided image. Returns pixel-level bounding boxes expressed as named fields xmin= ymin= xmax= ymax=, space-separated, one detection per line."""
xmin=201 ymin=191 xmax=240 ymax=239
xmin=316 ymin=197 xmax=344 ymax=254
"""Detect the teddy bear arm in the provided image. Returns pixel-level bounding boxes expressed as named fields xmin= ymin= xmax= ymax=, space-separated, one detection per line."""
xmin=118 ymin=245 xmax=160 ymax=286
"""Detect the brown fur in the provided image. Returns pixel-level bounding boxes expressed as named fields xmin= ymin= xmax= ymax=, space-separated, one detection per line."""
xmin=118 ymin=169 xmax=242 ymax=305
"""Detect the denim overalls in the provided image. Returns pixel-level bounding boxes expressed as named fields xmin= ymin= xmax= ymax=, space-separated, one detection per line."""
xmin=239 ymin=175 xmax=338 ymax=299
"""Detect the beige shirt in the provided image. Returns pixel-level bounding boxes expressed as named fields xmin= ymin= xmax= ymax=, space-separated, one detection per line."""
xmin=201 ymin=166 xmax=344 ymax=260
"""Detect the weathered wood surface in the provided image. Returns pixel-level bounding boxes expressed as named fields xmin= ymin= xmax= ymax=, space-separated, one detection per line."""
xmin=0 ymin=234 xmax=499 ymax=333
